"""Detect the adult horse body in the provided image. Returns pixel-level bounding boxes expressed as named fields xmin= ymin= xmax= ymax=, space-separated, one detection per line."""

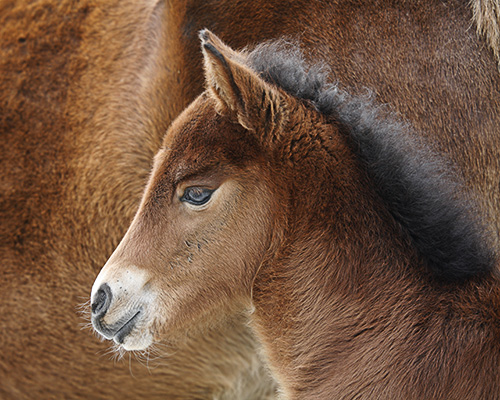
xmin=91 ymin=6 xmax=500 ymax=400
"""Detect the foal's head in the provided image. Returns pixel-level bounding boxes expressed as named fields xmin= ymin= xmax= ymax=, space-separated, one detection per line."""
xmin=90 ymin=30 xmax=494 ymax=351
xmin=90 ymin=30 xmax=306 ymax=350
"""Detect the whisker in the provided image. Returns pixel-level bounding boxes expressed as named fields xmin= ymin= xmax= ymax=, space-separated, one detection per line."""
xmin=128 ymin=352 xmax=135 ymax=377
xmin=79 ymin=321 xmax=94 ymax=331
xmin=75 ymin=298 xmax=91 ymax=314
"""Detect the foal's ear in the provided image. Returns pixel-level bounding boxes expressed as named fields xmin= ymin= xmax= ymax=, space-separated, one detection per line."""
xmin=200 ymin=29 xmax=287 ymax=135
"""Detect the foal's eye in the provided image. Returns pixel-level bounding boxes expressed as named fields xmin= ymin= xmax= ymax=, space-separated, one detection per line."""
xmin=181 ymin=187 xmax=214 ymax=206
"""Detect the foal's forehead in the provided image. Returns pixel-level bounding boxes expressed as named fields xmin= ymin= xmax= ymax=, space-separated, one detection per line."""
xmin=161 ymin=93 xmax=262 ymax=168
xmin=162 ymin=94 xmax=215 ymax=148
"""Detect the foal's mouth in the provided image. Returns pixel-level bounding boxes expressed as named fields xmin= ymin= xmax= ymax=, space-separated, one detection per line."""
xmin=113 ymin=311 xmax=141 ymax=345
xmin=92 ymin=310 xmax=141 ymax=344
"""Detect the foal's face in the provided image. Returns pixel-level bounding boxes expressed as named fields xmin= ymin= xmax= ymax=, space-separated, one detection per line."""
xmin=91 ymin=95 xmax=278 ymax=350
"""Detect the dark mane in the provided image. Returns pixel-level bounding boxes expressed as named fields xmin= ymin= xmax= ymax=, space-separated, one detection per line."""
xmin=247 ymin=42 xmax=495 ymax=282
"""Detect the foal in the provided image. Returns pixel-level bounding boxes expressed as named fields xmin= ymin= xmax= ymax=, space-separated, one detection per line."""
xmin=91 ymin=31 xmax=500 ymax=399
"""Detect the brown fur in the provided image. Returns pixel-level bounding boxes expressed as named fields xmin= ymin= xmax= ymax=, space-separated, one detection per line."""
xmin=91 ymin=6 xmax=500 ymax=400
xmin=105 ymin=28 xmax=500 ymax=397
xmin=0 ymin=1 xmax=275 ymax=398
xmin=163 ymin=0 xmax=500 ymax=248
xmin=2 ymin=0 xmax=499 ymax=398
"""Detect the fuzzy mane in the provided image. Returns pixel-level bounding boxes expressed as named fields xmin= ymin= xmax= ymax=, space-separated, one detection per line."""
xmin=246 ymin=42 xmax=495 ymax=282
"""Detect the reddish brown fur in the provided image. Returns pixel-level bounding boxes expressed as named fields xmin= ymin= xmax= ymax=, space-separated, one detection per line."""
xmin=0 ymin=1 xmax=276 ymax=398
xmin=161 ymin=0 xmax=500 ymax=248
xmin=93 ymin=5 xmax=500 ymax=400
xmin=109 ymin=27 xmax=500 ymax=397
xmin=128 ymin=29 xmax=500 ymax=397
xmin=2 ymin=0 xmax=500 ymax=399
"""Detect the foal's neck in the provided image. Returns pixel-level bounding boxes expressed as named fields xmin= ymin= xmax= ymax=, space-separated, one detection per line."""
xmin=250 ymin=123 xmax=500 ymax=397
xmin=252 ymin=225 xmax=499 ymax=398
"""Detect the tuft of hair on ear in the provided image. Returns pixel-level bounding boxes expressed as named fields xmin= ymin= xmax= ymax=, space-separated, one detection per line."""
xmin=199 ymin=29 xmax=288 ymax=136
xmin=200 ymin=29 xmax=244 ymax=118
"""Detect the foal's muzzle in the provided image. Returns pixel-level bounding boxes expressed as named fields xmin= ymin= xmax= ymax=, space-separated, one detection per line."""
xmin=90 ymin=265 xmax=155 ymax=350
xmin=91 ymin=283 xmax=142 ymax=344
